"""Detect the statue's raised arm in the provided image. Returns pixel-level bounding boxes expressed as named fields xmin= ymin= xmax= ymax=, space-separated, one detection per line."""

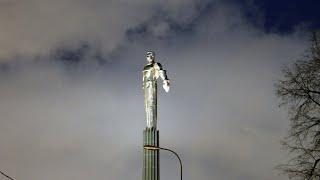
xmin=154 ymin=62 xmax=170 ymax=92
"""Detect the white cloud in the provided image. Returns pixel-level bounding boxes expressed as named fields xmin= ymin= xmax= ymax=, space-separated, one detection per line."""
xmin=0 ymin=0 xmax=213 ymax=61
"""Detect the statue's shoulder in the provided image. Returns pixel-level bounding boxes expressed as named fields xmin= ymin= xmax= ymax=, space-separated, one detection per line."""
xmin=154 ymin=62 xmax=162 ymax=70
xmin=155 ymin=62 xmax=162 ymax=67
xmin=143 ymin=64 xmax=153 ymax=71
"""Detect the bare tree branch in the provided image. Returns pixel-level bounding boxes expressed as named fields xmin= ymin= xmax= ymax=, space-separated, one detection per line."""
xmin=276 ymin=30 xmax=320 ymax=180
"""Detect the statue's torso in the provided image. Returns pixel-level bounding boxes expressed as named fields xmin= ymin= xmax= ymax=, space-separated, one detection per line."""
xmin=143 ymin=63 xmax=157 ymax=83
xmin=142 ymin=59 xmax=168 ymax=129
xmin=143 ymin=63 xmax=158 ymax=129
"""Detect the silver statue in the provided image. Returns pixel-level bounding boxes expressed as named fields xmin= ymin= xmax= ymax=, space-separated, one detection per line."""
xmin=143 ymin=51 xmax=170 ymax=129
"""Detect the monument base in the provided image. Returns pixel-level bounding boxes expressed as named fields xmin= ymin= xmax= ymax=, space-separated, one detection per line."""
xmin=143 ymin=128 xmax=159 ymax=180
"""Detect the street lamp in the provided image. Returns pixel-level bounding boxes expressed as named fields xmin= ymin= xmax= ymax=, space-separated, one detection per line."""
xmin=144 ymin=145 xmax=182 ymax=180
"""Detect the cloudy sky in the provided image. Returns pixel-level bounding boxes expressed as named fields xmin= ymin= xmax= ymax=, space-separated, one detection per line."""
xmin=0 ymin=0 xmax=320 ymax=180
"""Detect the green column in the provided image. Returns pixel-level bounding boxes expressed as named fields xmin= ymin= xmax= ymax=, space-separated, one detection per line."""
xmin=143 ymin=128 xmax=159 ymax=180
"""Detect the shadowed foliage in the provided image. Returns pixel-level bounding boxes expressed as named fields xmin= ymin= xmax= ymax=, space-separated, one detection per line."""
xmin=276 ymin=31 xmax=320 ymax=179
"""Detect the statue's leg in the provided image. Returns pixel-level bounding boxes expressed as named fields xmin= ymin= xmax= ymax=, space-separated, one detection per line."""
xmin=145 ymin=83 xmax=154 ymax=128
xmin=145 ymin=85 xmax=150 ymax=128
xmin=147 ymin=106 xmax=152 ymax=128
xmin=148 ymin=85 xmax=154 ymax=128
xmin=150 ymin=82 xmax=157 ymax=128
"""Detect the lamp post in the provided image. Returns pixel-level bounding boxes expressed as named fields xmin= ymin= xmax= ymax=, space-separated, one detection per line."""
xmin=144 ymin=145 xmax=182 ymax=180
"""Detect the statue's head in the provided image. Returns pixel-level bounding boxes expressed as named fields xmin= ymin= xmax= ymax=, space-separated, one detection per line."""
xmin=146 ymin=51 xmax=155 ymax=63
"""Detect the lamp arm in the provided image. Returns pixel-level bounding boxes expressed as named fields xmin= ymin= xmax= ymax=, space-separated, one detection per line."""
xmin=158 ymin=147 xmax=182 ymax=180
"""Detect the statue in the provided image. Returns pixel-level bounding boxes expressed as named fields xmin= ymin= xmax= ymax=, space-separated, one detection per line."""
xmin=143 ymin=51 xmax=170 ymax=129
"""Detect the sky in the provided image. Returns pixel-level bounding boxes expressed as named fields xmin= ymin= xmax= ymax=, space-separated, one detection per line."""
xmin=0 ymin=0 xmax=319 ymax=180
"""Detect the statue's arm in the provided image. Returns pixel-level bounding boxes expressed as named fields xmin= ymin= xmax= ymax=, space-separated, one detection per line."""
xmin=154 ymin=63 xmax=168 ymax=80
xmin=155 ymin=63 xmax=170 ymax=92
xmin=142 ymin=73 xmax=145 ymax=89
xmin=142 ymin=70 xmax=147 ymax=89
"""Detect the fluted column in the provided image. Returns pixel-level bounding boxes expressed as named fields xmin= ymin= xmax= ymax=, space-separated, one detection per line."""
xmin=143 ymin=128 xmax=159 ymax=180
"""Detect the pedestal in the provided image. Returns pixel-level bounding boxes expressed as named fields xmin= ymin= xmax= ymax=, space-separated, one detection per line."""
xmin=143 ymin=128 xmax=159 ymax=180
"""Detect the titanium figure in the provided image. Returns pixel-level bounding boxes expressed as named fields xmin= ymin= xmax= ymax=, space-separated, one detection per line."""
xmin=143 ymin=51 xmax=170 ymax=129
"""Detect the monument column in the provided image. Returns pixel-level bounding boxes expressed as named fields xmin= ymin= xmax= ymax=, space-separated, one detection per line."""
xmin=142 ymin=51 xmax=170 ymax=180
xmin=143 ymin=128 xmax=159 ymax=180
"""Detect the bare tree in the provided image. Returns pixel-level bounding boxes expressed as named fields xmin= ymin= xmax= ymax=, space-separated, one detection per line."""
xmin=276 ymin=31 xmax=320 ymax=179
